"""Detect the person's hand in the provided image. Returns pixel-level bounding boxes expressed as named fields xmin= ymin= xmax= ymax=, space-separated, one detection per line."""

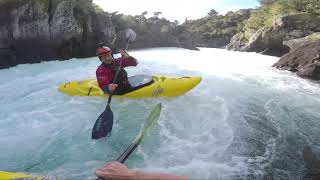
xmin=119 ymin=50 xmax=130 ymax=58
xmin=95 ymin=161 xmax=136 ymax=180
xmin=108 ymin=84 xmax=118 ymax=92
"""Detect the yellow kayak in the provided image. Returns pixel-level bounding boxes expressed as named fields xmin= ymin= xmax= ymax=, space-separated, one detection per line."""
xmin=58 ymin=74 xmax=202 ymax=98
xmin=0 ymin=171 xmax=42 ymax=180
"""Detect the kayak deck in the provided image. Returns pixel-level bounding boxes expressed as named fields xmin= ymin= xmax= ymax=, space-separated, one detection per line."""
xmin=0 ymin=171 xmax=42 ymax=180
xmin=58 ymin=74 xmax=202 ymax=98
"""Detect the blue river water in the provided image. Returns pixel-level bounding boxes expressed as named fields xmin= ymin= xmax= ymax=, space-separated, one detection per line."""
xmin=0 ymin=48 xmax=319 ymax=179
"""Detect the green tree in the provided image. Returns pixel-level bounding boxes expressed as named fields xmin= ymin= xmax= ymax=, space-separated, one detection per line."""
xmin=257 ymin=0 xmax=278 ymax=5
xmin=208 ymin=9 xmax=219 ymax=16
xmin=153 ymin=11 xmax=162 ymax=17
xmin=141 ymin=11 xmax=148 ymax=16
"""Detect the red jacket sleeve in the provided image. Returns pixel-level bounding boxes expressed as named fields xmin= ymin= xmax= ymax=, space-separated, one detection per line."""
xmin=115 ymin=56 xmax=138 ymax=67
xmin=96 ymin=66 xmax=114 ymax=92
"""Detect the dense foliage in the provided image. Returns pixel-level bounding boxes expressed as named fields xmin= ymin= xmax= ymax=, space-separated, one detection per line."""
xmin=107 ymin=8 xmax=252 ymax=47
xmin=183 ymin=10 xmax=250 ymax=39
xmin=247 ymin=0 xmax=320 ymax=31
xmin=110 ymin=12 xmax=182 ymax=47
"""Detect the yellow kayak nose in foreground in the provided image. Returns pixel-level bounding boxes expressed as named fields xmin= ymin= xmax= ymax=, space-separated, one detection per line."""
xmin=58 ymin=74 xmax=202 ymax=98
xmin=0 ymin=171 xmax=42 ymax=180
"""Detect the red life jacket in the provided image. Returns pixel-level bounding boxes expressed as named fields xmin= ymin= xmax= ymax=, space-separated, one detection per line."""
xmin=96 ymin=57 xmax=137 ymax=94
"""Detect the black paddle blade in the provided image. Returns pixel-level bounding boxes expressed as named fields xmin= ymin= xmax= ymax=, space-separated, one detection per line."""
xmin=92 ymin=106 xmax=114 ymax=139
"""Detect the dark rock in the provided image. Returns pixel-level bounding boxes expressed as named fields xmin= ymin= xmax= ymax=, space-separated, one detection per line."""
xmin=297 ymin=61 xmax=320 ymax=79
xmin=227 ymin=13 xmax=320 ymax=56
xmin=226 ymin=32 xmax=247 ymax=51
xmin=303 ymin=146 xmax=320 ymax=180
xmin=273 ymin=40 xmax=320 ymax=79
xmin=284 ymin=32 xmax=320 ymax=52
xmin=0 ymin=0 xmax=117 ymax=68
xmin=0 ymin=0 xmax=197 ymax=69
xmin=228 ymin=27 xmax=291 ymax=56
xmin=273 ymin=13 xmax=320 ymax=32
xmin=244 ymin=27 xmax=288 ymax=56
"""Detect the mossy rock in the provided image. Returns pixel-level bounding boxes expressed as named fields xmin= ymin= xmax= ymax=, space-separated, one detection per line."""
xmin=0 ymin=0 xmax=49 ymax=10
xmin=306 ymin=32 xmax=320 ymax=41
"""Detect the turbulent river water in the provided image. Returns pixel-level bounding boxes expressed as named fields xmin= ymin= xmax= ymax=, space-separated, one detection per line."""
xmin=1 ymin=48 xmax=320 ymax=179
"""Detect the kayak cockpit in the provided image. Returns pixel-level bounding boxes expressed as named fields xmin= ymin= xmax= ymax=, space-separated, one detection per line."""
xmin=127 ymin=75 xmax=154 ymax=92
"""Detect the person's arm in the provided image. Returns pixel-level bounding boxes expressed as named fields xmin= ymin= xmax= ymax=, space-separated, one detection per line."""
xmin=96 ymin=67 xmax=117 ymax=93
xmin=134 ymin=170 xmax=188 ymax=180
xmin=117 ymin=50 xmax=138 ymax=67
xmin=102 ymin=84 xmax=118 ymax=93
xmin=95 ymin=161 xmax=188 ymax=180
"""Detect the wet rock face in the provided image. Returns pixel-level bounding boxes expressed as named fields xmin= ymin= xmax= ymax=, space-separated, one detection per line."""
xmin=227 ymin=13 xmax=320 ymax=57
xmin=50 ymin=1 xmax=82 ymax=40
xmin=0 ymin=0 xmax=197 ymax=69
xmin=273 ymin=13 xmax=320 ymax=32
xmin=11 ymin=2 xmax=50 ymax=40
xmin=283 ymin=32 xmax=320 ymax=52
xmin=303 ymin=146 xmax=320 ymax=180
xmin=273 ymin=40 xmax=320 ymax=80
xmin=0 ymin=0 xmax=116 ymax=69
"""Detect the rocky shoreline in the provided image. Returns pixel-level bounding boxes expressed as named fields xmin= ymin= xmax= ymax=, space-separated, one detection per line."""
xmin=0 ymin=0 xmax=197 ymax=69
xmin=226 ymin=13 xmax=320 ymax=80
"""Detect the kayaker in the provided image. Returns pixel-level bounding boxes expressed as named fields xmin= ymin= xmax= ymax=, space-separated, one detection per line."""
xmin=96 ymin=46 xmax=138 ymax=95
xmin=95 ymin=161 xmax=188 ymax=180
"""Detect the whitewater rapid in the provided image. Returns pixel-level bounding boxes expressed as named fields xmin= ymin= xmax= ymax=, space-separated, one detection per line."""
xmin=1 ymin=48 xmax=319 ymax=179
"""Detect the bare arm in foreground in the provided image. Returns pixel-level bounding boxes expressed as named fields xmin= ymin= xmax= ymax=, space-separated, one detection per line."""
xmin=95 ymin=161 xmax=188 ymax=180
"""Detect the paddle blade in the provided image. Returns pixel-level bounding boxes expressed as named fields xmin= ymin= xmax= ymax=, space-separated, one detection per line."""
xmin=117 ymin=103 xmax=162 ymax=163
xmin=133 ymin=103 xmax=162 ymax=144
xmin=92 ymin=106 xmax=114 ymax=139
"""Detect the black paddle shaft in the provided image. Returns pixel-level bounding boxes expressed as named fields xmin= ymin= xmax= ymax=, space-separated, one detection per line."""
xmin=96 ymin=142 xmax=139 ymax=180
xmin=106 ymin=59 xmax=123 ymax=106
xmin=116 ymin=138 xmax=142 ymax=163
xmin=106 ymin=31 xmax=133 ymax=105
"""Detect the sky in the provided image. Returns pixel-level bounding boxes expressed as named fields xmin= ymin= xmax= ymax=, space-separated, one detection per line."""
xmin=93 ymin=0 xmax=260 ymax=23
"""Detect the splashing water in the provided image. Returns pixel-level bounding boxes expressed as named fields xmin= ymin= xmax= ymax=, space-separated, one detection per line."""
xmin=0 ymin=48 xmax=320 ymax=179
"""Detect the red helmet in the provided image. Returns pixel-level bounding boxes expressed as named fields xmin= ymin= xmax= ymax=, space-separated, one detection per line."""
xmin=96 ymin=46 xmax=111 ymax=56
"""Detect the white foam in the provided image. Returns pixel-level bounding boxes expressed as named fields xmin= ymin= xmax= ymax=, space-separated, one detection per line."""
xmin=0 ymin=47 xmax=319 ymax=178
